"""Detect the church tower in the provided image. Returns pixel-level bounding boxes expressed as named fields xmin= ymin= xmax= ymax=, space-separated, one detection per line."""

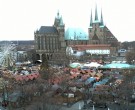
xmin=88 ymin=4 xmax=103 ymax=44
xmin=88 ymin=3 xmax=118 ymax=46
xmin=54 ymin=11 xmax=66 ymax=50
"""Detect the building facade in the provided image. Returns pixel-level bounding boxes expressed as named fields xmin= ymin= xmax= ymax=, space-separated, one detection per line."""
xmin=34 ymin=5 xmax=119 ymax=64
xmin=34 ymin=12 xmax=67 ymax=65
xmin=88 ymin=7 xmax=118 ymax=46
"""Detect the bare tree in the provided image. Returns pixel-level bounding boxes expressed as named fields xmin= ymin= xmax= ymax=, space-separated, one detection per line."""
xmin=126 ymin=50 xmax=135 ymax=64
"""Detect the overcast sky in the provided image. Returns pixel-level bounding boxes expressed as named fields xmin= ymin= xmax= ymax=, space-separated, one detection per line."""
xmin=0 ymin=0 xmax=135 ymax=42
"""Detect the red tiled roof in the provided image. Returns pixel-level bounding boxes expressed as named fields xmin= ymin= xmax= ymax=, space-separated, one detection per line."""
xmin=27 ymin=74 xmax=34 ymax=80
xmin=14 ymin=73 xmax=40 ymax=81
xmin=69 ymin=44 xmax=111 ymax=51
xmin=24 ymin=76 xmax=29 ymax=81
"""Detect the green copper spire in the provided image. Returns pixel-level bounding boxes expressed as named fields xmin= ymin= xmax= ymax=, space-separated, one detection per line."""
xmin=90 ymin=9 xmax=93 ymax=27
xmin=60 ymin=16 xmax=64 ymax=26
xmin=56 ymin=10 xmax=60 ymax=19
xmin=95 ymin=3 xmax=98 ymax=21
xmin=100 ymin=9 xmax=104 ymax=26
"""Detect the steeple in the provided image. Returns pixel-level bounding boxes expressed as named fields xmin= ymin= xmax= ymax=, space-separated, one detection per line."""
xmin=95 ymin=3 xmax=98 ymax=21
xmin=100 ymin=9 xmax=104 ymax=26
xmin=60 ymin=16 xmax=64 ymax=26
xmin=90 ymin=9 xmax=93 ymax=27
xmin=56 ymin=10 xmax=60 ymax=19
xmin=54 ymin=10 xmax=64 ymax=27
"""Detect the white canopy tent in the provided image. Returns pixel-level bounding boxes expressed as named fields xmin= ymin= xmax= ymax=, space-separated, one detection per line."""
xmin=83 ymin=62 xmax=102 ymax=68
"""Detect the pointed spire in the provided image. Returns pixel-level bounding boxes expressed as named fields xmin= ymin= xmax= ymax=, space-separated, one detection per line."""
xmin=56 ymin=10 xmax=60 ymax=19
xmin=60 ymin=16 xmax=64 ymax=26
xmin=90 ymin=9 xmax=93 ymax=27
xmin=95 ymin=3 xmax=98 ymax=21
xmin=100 ymin=8 xmax=104 ymax=26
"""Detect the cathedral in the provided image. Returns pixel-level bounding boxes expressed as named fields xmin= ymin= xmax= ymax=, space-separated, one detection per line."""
xmin=34 ymin=5 xmax=119 ymax=64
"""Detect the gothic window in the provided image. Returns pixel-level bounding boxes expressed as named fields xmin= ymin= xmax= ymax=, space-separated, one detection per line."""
xmin=100 ymin=29 xmax=102 ymax=32
xmin=37 ymin=37 xmax=40 ymax=50
xmin=45 ymin=36 xmax=47 ymax=50
xmin=81 ymin=41 xmax=83 ymax=44
xmin=55 ymin=38 xmax=58 ymax=49
xmin=95 ymin=28 xmax=97 ymax=31
xmin=49 ymin=38 xmax=51 ymax=50
xmin=50 ymin=38 xmax=52 ymax=50
xmin=53 ymin=38 xmax=55 ymax=50
xmin=43 ymin=36 xmax=46 ymax=50
xmin=46 ymin=38 xmax=49 ymax=50
xmin=41 ymin=36 xmax=44 ymax=50
xmin=85 ymin=41 xmax=87 ymax=44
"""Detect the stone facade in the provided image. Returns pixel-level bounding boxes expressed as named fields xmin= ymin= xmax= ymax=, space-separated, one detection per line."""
xmin=34 ymin=6 xmax=119 ymax=64
xmin=34 ymin=12 xmax=67 ymax=65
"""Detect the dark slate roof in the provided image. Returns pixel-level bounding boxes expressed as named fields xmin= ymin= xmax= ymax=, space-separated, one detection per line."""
xmin=39 ymin=26 xmax=58 ymax=34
